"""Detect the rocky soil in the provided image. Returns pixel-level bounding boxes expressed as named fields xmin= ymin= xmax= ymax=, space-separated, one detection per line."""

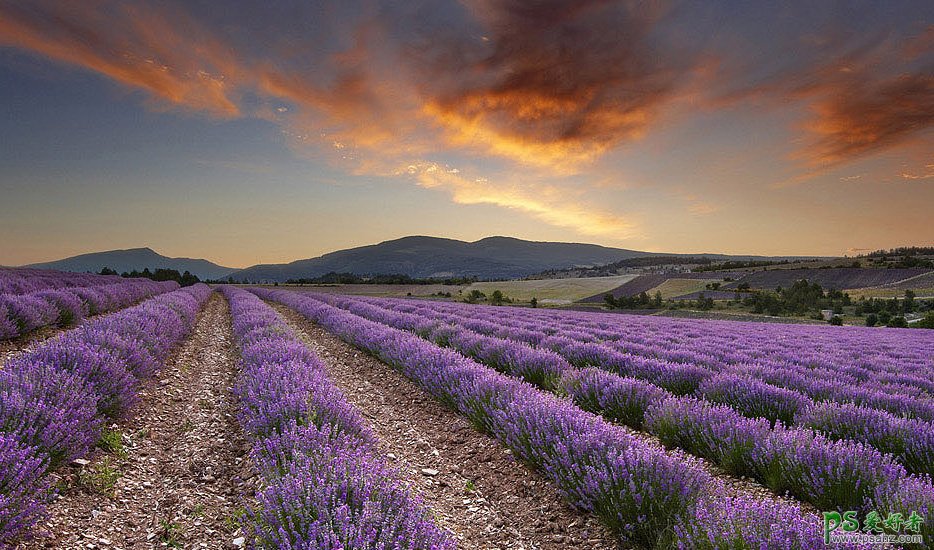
xmin=273 ymin=303 xmax=621 ymax=550
xmin=24 ymin=293 xmax=253 ymax=549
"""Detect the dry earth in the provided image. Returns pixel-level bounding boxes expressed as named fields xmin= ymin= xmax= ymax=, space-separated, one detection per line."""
xmin=24 ymin=293 xmax=252 ymax=549
xmin=0 ymin=324 xmax=62 ymax=365
xmin=272 ymin=303 xmax=621 ymax=550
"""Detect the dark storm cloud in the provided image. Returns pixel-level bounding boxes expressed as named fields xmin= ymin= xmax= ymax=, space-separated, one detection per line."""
xmin=405 ymin=0 xmax=696 ymax=168
xmin=0 ymin=0 xmax=930 ymax=172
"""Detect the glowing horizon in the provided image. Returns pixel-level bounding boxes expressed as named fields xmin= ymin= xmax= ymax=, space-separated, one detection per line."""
xmin=1 ymin=1 xmax=931 ymax=267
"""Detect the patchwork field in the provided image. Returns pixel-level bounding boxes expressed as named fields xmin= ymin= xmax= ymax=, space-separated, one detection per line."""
xmin=2 ymin=267 xmax=932 ymax=548
xmin=465 ymin=274 xmax=638 ymax=303
xmin=644 ymin=277 xmax=722 ymax=299
xmin=720 ymin=267 xmax=931 ymax=291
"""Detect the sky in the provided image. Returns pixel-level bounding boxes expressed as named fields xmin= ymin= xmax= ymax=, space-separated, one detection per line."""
xmin=0 ymin=1 xmax=931 ymax=268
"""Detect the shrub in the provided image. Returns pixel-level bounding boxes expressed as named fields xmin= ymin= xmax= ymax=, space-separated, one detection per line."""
xmin=560 ymin=368 xmax=670 ymax=429
xmin=754 ymin=424 xmax=906 ymax=512
xmin=887 ymin=316 xmax=908 ymax=328
xmin=645 ymin=397 xmax=768 ymax=479
xmin=698 ymin=373 xmax=810 ymax=425
xmin=0 ymin=434 xmax=49 ymax=544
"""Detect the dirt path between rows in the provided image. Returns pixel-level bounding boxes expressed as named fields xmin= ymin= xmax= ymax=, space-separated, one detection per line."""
xmin=273 ymin=303 xmax=620 ymax=550
xmin=25 ymin=292 xmax=252 ymax=549
xmin=0 ymin=324 xmax=65 ymax=365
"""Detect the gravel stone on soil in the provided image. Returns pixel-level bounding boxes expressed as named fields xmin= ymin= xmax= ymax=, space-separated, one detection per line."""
xmin=272 ymin=303 xmax=621 ymax=550
xmin=23 ymin=293 xmax=253 ymax=549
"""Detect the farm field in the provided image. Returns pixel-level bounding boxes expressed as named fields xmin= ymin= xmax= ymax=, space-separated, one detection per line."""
xmin=465 ymin=274 xmax=638 ymax=303
xmin=276 ymin=275 xmax=640 ymax=304
xmin=4 ymin=2 xmax=931 ymax=547
xmin=2 ymin=267 xmax=932 ymax=548
xmin=578 ymin=272 xmax=742 ymax=303
xmin=274 ymin=282 xmax=463 ymax=297
xmin=846 ymin=271 xmax=934 ymax=299
xmin=644 ymin=277 xmax=721 ymax=299
xmin=848 ymin=287 xmax=934 ymax=300
xmin=720 ymin=267 xmax=932 ymax=291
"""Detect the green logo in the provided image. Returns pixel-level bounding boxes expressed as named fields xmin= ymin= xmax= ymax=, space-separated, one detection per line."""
xmin=823 ymin=510 xmax=925 ymax=545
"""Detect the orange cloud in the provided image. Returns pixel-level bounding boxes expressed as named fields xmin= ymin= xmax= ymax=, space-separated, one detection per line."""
xmin=804 ymin=72 xmax=934 ymax=167
xmin=711 ymin=27 xmax=934 ymax=170
xmin=404 ymin=162 xmax=637 ymax=238
xmin=0 ymin=2 xmax=241 ymax=117
xmin=900 ymin=164 xmax=934 ymax=180
xmin=1 ymin=0 xmax=929 ymax=243
xmin=411 ymin=0 xmax=688 ymax=172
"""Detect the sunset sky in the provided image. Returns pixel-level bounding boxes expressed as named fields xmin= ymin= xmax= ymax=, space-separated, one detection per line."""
xmin=1 ymin=1 xmax=932 ymax=268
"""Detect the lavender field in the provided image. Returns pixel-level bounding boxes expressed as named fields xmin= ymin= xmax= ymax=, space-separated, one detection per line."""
xmin=3 ymin=0 xmax=931 ymax=546
xmin=0 ymin=267 xmax=930 ymax=548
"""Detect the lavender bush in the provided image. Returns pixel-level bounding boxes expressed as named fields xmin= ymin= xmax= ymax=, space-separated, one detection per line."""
xmin=0 ymin=283 xmax=210 ymax=545
xmin=360 ymin=296 xmax=934 ymax=419
xmin=645 ymin=396 xmax=769 ymax=479
xmin=669 ymin=495 xmax=829 ymax=549
xmin=0 ymin=267 xmax=127 ymax=295
xmin=347 ymin=294 xmax=934 ymax=475
xmin=559 ymin=367 xmax=671 ymax=429
xmin=0 ymin=434 xmax=48 ymax=545
xmin=754 ymin=423 xmax=909 ymax=512
xmin=221 ymin=287 xmax=454 ymax=550
xmin=871 ymin=474 xmax=934 ymax=542
xmin=797 ymin=401 xmax=934 ymax=476
xmin=0 ymin=276 xmax=178 ymax=341
xmin=257 ymin=288 xmax=828 ymax=548
xmin=249 ymin=425 xmax=453 ymax=550
xmin=698 ymin=373 xmax=811 ymax=425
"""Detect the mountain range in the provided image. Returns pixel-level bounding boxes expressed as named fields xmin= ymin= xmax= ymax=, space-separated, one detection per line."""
xmin=22 ymin=236 xmax=810 ymax=282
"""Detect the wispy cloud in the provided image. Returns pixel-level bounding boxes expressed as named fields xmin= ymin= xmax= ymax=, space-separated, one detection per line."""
xmin=0 ymin=2 xmax=242 ymax=117
xmin=712 ymin=25 xmax=934 ymax=170
xmin=0 ymin=0 xmax=929 ymax=241
xmin=404 ymin=162 xmax=637 ymax=238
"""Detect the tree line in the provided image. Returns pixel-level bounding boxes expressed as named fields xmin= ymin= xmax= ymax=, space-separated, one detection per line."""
xmin=99 ymin=267 xmax=200 ymax=287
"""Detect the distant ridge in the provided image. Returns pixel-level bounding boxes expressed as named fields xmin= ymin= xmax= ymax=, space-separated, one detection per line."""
xmin=228 ymin=235 xmax=797 ymax=282
xmin=23 ymin=236 xmax=826 ymax=283
xmin=25 ymin=247 xmax=237 ymax=280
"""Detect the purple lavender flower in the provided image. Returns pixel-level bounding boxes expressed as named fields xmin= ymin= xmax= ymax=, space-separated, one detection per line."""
xmin=221 ymin=287 xmax=454 ymax=549
xmin=0 ymin=434 xmax=49 ymax=547
xmin=698 ymin=373 xmax=811 ymax=425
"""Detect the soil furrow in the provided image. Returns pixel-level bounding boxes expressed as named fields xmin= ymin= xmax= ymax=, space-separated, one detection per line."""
xmin=272 ymin=303 xmax=620 ymax=550
xmin=0 ymin=324 xmax=67 ymax=365
xmin=25 ymin=292 xmax=252 ymax=549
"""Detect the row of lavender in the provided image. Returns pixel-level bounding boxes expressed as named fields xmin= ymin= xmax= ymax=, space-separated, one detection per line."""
xmin=319 ymin=296 xmax=934 ymax=474
xmin=220 ymin=287 xmax=454 ymax=549
xmin=0 ymin=268 xmax=127 ymax=295
xmin=361 ymin=297 xmax=934 ymax=426
xmin=381 ymin=296 xmax=934 ymax=393
xmin=1 ymin=279 xmax=179 ymax=341
xmin=470 ymin=298 xmax=933 ymax=390
xmin=256 ymin=288 xmax=833 ymax=549
xmin=307 ymin=291 xmax=934 ymax=528
xmin=0 ymin=284 xmax=211 ymax=545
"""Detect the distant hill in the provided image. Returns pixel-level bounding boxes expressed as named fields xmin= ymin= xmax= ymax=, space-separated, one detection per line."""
xmin=25 ymin=247 xmax=237 ymax=280
xmin=231 ymin=236 xmax=656 ymax=281
xmin=229 ymin=236 xmax=804 ymax=282
xmin=22 ymin=236 xmax=839 ymax=283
